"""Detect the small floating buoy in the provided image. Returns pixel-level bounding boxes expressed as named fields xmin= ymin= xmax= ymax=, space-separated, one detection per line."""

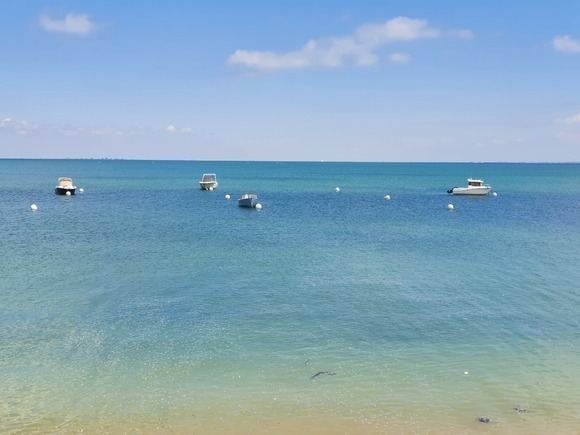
xmin=464 ymin=371 xmax=469 ymax=375
xmin=79 ymin=188 xmax=84 ymax=193
xmin=384 ymin=195 xmax=391 ymax=200
xmin=66 ymin=191 xmax=71 ymax=196
xmin=255 ymin=203 xmax=262 ymax=210
xmin=447 ymin=204 xmax=454 ymax=211
xmin=335 ymin=187 xmax=340 ymax=192
xmin=225 ymin=194 xmax=231 ymax=200
xmin=209 ymin=187 xmax=214 ymax=191
xmin=30 ymin=204 xmax=38 ymax=211
xmin=492 ymin=192 xmax=497 ymax=197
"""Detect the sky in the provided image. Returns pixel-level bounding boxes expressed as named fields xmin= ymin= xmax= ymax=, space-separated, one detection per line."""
xmin=1 ymin=0 xmax=579 ymax=162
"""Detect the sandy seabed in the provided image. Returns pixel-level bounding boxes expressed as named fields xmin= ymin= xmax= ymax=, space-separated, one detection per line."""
xmin=17 ymin=406 xmax=580 ymax=435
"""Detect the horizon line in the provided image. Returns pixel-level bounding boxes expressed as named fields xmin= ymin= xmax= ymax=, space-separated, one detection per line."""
xmin=0 ymin=158 xmax=577 ymax=164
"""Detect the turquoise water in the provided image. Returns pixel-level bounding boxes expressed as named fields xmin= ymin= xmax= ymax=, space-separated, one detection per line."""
xmin=1 ymin=160 xmax=579 ymax=433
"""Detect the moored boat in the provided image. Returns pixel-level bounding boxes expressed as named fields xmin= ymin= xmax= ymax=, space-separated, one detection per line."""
xmin=238 ymin=193 xmax=258 ymax=208
xmin=447 ymin=179 xmax=491 ymax=196
xmin=55 ymin=177 xmax=77 ymax=195
xmin=199 ymin=173 xmax=218 ymax=190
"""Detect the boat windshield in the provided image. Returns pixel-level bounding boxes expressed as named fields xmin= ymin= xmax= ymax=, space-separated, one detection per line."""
xmin=202 ymin=174 xmax=216 ymax=182
xmin=468 ymin=180 xmax=483 ymax=186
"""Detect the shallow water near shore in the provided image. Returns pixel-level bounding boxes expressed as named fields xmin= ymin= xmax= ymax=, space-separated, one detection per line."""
xmin=1 ymin=160 xmax=579 ymax=433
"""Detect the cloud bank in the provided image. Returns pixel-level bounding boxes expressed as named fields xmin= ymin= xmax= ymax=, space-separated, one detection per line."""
xmin=39 ymin=12 xmax=98 ymax=36
xmin=165 ymin=124 xmax=193 ymax=134
xmin=227 ymin=17 xmax=468 ymax=71
xmin=553 ymin=35 xmax=580 ymax=53
xmin=0 ymin=118 xmax=39 ymax=135
xmin=560 ymin=113 xmax=580 ymax=124
xmin=0 ymin=117 xmax=193 ymax=137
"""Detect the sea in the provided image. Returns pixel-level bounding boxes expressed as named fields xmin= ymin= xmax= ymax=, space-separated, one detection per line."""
xmin=1 ymin=160 xmax=579 ymax=434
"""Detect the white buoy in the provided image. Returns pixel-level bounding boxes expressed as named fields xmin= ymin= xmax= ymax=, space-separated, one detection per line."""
xmin=79 ymin=188 xmax=84 ymax=193
xmin=66 ymin=191 xmax=71 ymax=196
xmin=255 ymin=203 xmax=262 ymax=210
xmin=384 ymin=195 xmax=391 ymax=200
xmin=225 ymin=194 xmax=231 ymax=200
xmin=209 ymin=187 xmax=214 ymax=191
xmin=30 ymin=204 xmax=38 ymax=211
xmin=447 ymin=203 xmax=455 ymax=211
xmin=335 ymin=187 xmax=340 ymax=192
xmin=492 ymin=192 xmax=497 ymax=197
xmin=464 ymin=371 xmax=469 ymax=375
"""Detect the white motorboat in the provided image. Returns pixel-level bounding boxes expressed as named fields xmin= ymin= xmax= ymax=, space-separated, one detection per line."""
xmin=55 ymin=177 xmax=77 ymax=195
xmin=447 ymin=179 xmax=491 ymax=196
xmin=199 ymin=173 xmax=218 ymax=190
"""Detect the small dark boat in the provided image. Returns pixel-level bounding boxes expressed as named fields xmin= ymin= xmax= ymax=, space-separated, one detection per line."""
xmin=55 ymin=177 xmax=76 ymax=195
xmin=238 ymin=193 xmax=258 ymax=208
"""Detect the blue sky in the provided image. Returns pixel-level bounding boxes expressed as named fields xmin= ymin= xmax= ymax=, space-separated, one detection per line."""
xmin=1 ymin=0 xmax=579 ymax=161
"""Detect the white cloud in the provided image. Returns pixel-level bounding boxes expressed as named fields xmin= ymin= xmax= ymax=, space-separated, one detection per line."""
xmin=17 ymin=120 xmax=38 ymax=133
xmin=355 ymin=17 xmax=440 ymax=44
xmin=553 ymin=35 xmax=580 ymax=53
xmin=1 ymin=118 xmax=139 ymax=137
xmin=448 ymin=29 xmax=474 ymax=39
xmin=227 ymin=16 xmax=466 ymax=71
xmin=560 ymin=113 xmax=580 ymax=124
xmin=2 ymin=117 xmax=174 ymax=137
xmin=388 ymin=52 xmax=411 ymax=64
xmin=164 ymin=125 xmax=194 ymax=134
xmin=58 ymin=127 xmax=85 ymax=136
xmin=1 ymin=118 xmax=42 ymax=134
xmin=39 ymin=13 xmax=97 ymax=36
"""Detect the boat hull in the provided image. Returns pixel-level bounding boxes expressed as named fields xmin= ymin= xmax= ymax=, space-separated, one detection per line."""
xmin=55 ymin=187 xmax=76 ymax=195
xmin=199 ymin=182 xmax=218 ymax=190
xmin=238 ymin=198 xmax=257 ymax=207
xmin=450 ymin=187 xmax=491 ymax=195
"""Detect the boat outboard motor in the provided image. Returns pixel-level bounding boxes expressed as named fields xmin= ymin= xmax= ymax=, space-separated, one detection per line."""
xmin=447 ymin=188 xmax=456 ymax=194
